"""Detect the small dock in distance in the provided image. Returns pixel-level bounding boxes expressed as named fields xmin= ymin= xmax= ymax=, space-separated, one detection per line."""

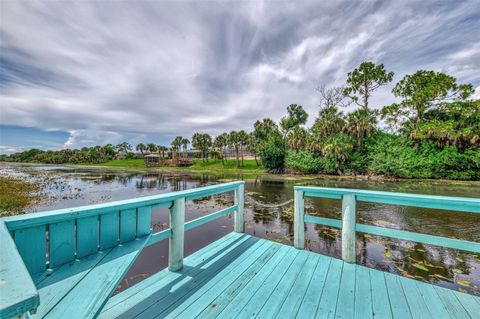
xmin=1 ymin=181 xmax=479 ymax=318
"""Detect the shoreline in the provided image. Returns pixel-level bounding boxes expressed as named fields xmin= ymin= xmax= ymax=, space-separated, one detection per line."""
xmin=2 ymin=161 xmax=479 ymax=186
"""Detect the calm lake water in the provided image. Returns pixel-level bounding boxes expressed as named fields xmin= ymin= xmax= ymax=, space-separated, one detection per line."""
xmin=1 ymin=163 xmax=479 ymax=296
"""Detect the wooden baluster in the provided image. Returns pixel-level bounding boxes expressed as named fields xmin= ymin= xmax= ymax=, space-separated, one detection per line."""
xmin=294 ymin=189 xmax=305 ymax=249
xmin=342 ymin=194 xmax=356 ymax=263
xmin=169 ymin=197 xmax=185 ymax=271
xmin=234 ymin=183 xmax=245 ymax=233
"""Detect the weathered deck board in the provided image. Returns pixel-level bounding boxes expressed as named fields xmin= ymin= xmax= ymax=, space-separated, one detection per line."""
xmin=102 ymin=234 xmax=480 ymax=319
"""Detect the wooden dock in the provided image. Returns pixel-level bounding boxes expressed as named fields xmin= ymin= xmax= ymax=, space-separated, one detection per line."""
xmin=100 ymin=232 xmax=480 ymax=319
xmin=1 ymin=181 xmax=479 ymax=318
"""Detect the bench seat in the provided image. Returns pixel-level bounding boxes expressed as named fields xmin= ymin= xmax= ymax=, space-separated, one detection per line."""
xmin=29 ymin=236 xmax=149 ymax=319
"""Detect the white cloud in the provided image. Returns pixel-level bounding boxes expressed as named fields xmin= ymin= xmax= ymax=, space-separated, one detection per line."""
xmin=1 ymin=0 xmax=479 ymax=148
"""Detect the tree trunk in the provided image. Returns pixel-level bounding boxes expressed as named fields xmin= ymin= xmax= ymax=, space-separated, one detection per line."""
xmin=235 ymin=147 xmax=240 ymax=168
xmin=240 ymin=146 xmax=244 ymax=167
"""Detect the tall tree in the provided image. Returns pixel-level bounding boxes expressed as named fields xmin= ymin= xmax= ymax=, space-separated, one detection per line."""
xmin=253 ymin=118 xmax=279 ymax=141
xmin=237 ymin=130 xmax=249 ymax=166
xmin=280 ymin=104 xmax=308 ymax=136
xmin=157 ymin=145 xmax=167 ymax=158
xmin=181 ymin=138 xmax=190 ymax=159
xmin=214 ymin=133 xmax=229 ymax=165
xmin=192 ymin=133 xmax=212 ymax=161
xmin=115 ymin=142 xmax=132 ymax=154
xmin=246 ymin=132 xmax=260 ymax=166
xmin=146 ymin=143 xmax=157 ymax=154
xmin=171 ymin=136 xmax=183 ymax=159
xmin=382 ymin=70 xmax=474 ymax=132
xmin=344 ymin=61 xmax=394 ymax=109
xmin=136 ymin=143 xmax=146 ymax=155
xmin=286 ymin=126 xmax=307 ymax=152
xmin=228 ymin=131 xmax=241 ymax=168
xmin=345 ymin=108 xmax=377 ymax=151
xmin=321 ymin=134 xmax=354 ymax=175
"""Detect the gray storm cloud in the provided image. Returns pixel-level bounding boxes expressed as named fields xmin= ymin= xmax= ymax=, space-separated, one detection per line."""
xmin=1 ymin=0 xmax=479 ymax=148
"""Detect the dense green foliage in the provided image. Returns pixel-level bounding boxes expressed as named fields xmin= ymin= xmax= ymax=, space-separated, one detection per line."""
xmin=2 ymin=62 xmax=479 ymax=180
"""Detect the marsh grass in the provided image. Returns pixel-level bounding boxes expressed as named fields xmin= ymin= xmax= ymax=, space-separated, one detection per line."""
xmin=0 ymin=176 xmax=40 ymax=216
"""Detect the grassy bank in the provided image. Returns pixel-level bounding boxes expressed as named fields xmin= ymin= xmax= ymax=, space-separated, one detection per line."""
xmin=88 ymin=158 xmax=264 ymax=172
xmin=0 ymin=176 xmax=40 ymax=216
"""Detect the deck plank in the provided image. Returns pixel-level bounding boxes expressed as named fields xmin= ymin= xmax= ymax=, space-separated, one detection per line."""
xmin=454 ymin=292 xmax=480 ymax=318
xmin=354 ymin=266 xmax=372 ymax=319
xmin=384 ymin=272 xmax=413 ymax=319
xmin=399 ymin=277 xmax=432 ymax=319
xmin=30 ymin=250 xmax=111 ymax=319
xmin=206 ymin=246 xmax=296 ymax=319
xmin=369 ymin=269 xmax=393 ymax=319
xmin=415 ymin=282 xmax=453 ymax=319
xmin=133 ymin=236 xmax=266 ymax=318
xmin=224 ymin=247 xmax=300 ymax=318
xmin=275 ymin=253 xmax=321 ymax=319
xmin=100 ymin=232 xmax=244 ymax=318
xmin=105 ymin=233 xmax=254 ymax=319
xmin=335 ymin=262 xmax=356 ymax=319
xmin=254 ymin=250 xmax=312 ymax=318
xmin=197 ymin=245 xmax=292 ymax=319
xmin=434 ymin=286 xmax=470 ymax=319
xmin=315 ymin=257 xmax=343 ymax=319
xmin=161 ymin=241 xmax=280 ymax=318
xmin=44 ymin=236 xmax=149 ymax=318
xmin=296 ymin=255 xmax=332 ymax=318
xmin=94 ymin=234 xmax=480 ymax=319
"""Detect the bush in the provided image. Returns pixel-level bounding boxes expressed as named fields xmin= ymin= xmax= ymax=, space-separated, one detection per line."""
xmin=318 ymin=157 xmax=338 ymax=174
xmin=259 ymin=133 xmax=286 ymax=171
xmin=349 ymin=151 xmax=369 ymax=174
xmin=285 ymin=150 xmax=321 ymax=174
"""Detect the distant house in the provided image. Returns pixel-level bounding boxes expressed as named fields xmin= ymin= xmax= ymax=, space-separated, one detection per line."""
xmin=144 ymin=154 xmax=160 ymax=166
xmin=115 ymin=151 xmax=127 ymax=160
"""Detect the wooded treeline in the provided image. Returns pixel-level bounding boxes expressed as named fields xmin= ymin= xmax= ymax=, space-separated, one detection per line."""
xmin=2 ymin=62 xmax=479 ymax=180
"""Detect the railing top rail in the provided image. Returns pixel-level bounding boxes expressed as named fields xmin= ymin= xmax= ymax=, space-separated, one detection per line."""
xmin=3 ymin=181 xmax=244 ymax=230
xmin=294 ymin=186 xmax=480 ymax=213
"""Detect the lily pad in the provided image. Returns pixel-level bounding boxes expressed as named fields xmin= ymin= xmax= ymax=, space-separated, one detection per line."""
xmin=412 ymin=262 xmax=429 ymax=272
xmin=457 ymin=280 xmax=470 ymax=287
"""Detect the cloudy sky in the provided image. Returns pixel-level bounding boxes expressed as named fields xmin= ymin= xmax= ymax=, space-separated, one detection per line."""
xmin=1 ymin=0 xmax=479 ymax=153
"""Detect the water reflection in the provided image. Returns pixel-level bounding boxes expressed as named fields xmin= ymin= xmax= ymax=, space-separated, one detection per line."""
xmin=1 ymin=163 xmax=479 ymax=295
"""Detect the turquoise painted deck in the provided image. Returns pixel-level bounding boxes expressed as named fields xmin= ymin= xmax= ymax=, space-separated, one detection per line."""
xmin=100 ymin=232 xmax=480 ymax=319
xmin=1 ymin=182 xmax=479 ymax=319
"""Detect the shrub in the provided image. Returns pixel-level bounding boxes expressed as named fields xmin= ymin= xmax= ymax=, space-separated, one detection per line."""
xmin=259 ymin=133 xmax=286 ymax=171
xmin=285 ymin=150 xmax=321 ymax=174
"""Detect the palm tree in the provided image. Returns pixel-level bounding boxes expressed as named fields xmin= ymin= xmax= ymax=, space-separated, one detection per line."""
xmin=146 ymin=143 xmax=157 ymax=154
xmin=345 ymin=108 xmax=377 ymax=151
xmin=136 ymin=143 xmax=146 ymax=155
xmin=246 ymin=132 xmax=260 ymax=166
xmin=321 ymin=134 xmax=354 ymax=175
xmin=214 ymin=134 xmax=228 ymax=165
xmin=286 ymin=127 xmax=307 ymax=152
xmin=181 ymin=138 xmax=190 ymax=159
xmin=312 ymin=106 xmax=345 ymax=137
xmin=237 ymin=130 xmax=249 ymax=166
xmin=192 ymin=133 xmax=212 ymax=161
xmin=171 ymin=136 xmax=183 ymax=159
xmin=157 ymin=145 xmax=167 ymax=158
xmin=228 ymin=131 xmax=241 ymax=168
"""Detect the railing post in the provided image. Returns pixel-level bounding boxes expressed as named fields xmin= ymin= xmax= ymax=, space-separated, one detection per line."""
xmin=294 ymin=189 xmax=305 ymax=249
xmin=234 ymin=183 xmax=244 ymax=232
xmin=342 ymin=194 xmax=356 ymax=263
xmin=169 ymin=197 xmax=185 ymax=271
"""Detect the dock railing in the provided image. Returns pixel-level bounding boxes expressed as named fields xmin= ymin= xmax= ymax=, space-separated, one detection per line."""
xmin=0 ymin=181 xmax=244 ymax=319
xmin=293 ymin=186 xmax=480 ymax=263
